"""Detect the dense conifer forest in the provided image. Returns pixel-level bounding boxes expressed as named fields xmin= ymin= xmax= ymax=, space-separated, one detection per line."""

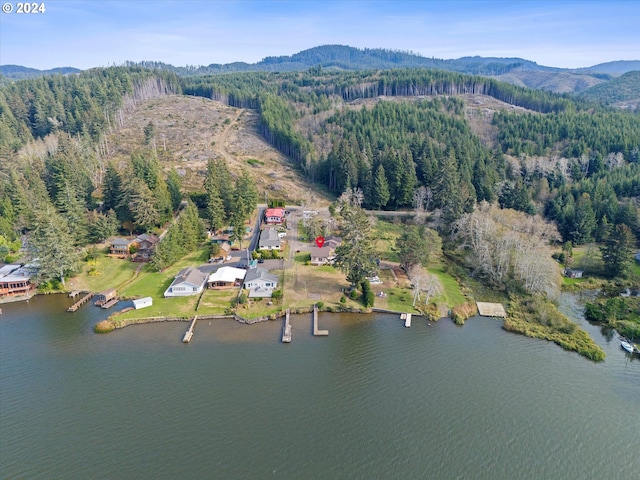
xmin=1 ymin=65 xmax=639 ymax=284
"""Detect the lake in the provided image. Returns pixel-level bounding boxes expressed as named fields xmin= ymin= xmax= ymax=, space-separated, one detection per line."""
xmin=0 ymin=293 xmax=638 ymax=479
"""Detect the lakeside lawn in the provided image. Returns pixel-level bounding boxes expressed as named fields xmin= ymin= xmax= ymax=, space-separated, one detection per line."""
xmin=69 ymin=255 xmax=139 ymax=293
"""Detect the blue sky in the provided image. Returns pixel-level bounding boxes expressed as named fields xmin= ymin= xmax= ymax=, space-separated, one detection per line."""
xmin=1 ymin=0 xmax=638 ymax=69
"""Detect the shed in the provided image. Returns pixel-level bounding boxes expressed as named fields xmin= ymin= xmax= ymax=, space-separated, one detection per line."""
xmin=132 ymin=297 xmax=153 ymax=309
xmin=564 ymin=268 xmax=583 ymax=279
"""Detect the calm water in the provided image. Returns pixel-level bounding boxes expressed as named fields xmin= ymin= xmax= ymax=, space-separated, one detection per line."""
xmin=0 ymin=294 xmax=638 ymax=480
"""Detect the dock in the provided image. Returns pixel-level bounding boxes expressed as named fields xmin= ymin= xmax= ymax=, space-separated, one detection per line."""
xmin=476 ymin=302 xmax=507 ymax=318
xmin=68 ymin=290 xmax=81 ymax=298
xmin=183 ymin=316 xmax=198 ymax=343
xmin=282 ymin=309 xmax=292 ymax=343
xmin=313 ymin=304 xmax=329 ymax=336
xmin=401 ymin=313 xmax=412 ymax=327
xmin=67 ymin=292 xmax=94 ymax=312
xmin=100 ymin=298 xmax=119 ymax=309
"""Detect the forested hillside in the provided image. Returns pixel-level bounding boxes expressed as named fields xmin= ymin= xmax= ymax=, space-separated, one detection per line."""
xmin=1 ymin=65 xmax=640 ymax=278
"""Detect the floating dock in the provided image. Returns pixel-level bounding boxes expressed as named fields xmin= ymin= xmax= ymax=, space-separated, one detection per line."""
xmin=67 ymin=292 xmax=94 ymax=312
xmin=100 ymin=298 xmax=119 ymax=309
xmin=313 ymin=304 xmax=328 ymax=336
xmin=401 ymin=313 xmax=412 ymax=327
xmin=476 ymin=302 xmax=507 ymax=318
xmin=183 ymin=316 xmax=198 ymax=343
xmin=282 ymin=309 xmax=292 ymax=343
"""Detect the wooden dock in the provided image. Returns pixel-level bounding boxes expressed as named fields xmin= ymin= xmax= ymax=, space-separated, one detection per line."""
xmin=476 ymin=302 xmax=507 ymax=318
xmin=68 ymin=290 xmax=81 ymax=298
xmin=67 ymin=292 xmax=94 ymax=312
xmin=313 ymin=304 xmax=328 ymax=336
xmin=183 ymin=316 xmax=198 ymax=343
xmin=101 ymin=298 xmax=119 ymax=309
xmin=282 ymin=309 xmax=292 ymax=343
xmin=401 ymin=313 xmax=412 ymax=327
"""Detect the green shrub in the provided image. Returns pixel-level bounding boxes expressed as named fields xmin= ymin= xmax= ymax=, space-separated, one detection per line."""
xmin=238 ymin=293 xmax=247 ymax=304
xmin=316 ymin=301 xmax=324 ymax=311
xmin=340 ymin=295 xmax=347 ymax=304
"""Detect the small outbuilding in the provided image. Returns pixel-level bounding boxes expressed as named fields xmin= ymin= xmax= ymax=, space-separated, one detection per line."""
xmin=564 ymin=268 xmax=584 ymax=279
xmin=132 ymin=297 xmax=153 ymax=310
xmin=95 ymin=288 xmax=117 ymax=306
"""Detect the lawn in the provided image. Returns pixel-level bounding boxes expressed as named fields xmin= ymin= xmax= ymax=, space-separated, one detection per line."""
xmin=373 ymin=220 xmax=406 ymax=262
xmin=428 ymin=266 xmax=466 ymax=307
xmin=69 ymin=255 xmax=139 ymax=293
xmin=197 ymin=289 xmax=238 ymax=315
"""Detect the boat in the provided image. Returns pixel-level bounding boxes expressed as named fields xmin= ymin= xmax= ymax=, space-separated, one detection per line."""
xmin=621 ymin=341 xmax=634 ymax=354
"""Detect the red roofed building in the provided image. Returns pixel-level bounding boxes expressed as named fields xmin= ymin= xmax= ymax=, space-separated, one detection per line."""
xmin=264 ymin=207 xmax=285 ymax=225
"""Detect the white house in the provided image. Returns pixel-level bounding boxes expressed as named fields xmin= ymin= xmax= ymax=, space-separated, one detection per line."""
xmin=243 ymin=267 xmax=278 ymax=297
xmin=164 ymin=267 xmax=208 ymax=297
xmin=208 ymin=266 xmax=246 ymax=289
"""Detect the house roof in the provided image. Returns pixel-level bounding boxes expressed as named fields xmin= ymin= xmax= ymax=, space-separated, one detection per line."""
xmin=208 ymin=266 xmax=247 ymax=284
xmin=265 ymin=207 xmax=285 ymax=218
xmin=0 ymin=265 xmax=31 ymax=283
xmin=132 ymin=297 xmax=153 ymax=306
xmin=170 ymin=267 xmax=208 ymax=288
xmin=309 ymin=246 xmax=331 ymax=258
xmin=259 ymin=228 xmax=281 ymax=248
xmin=219 ymin=242 xmax=231 ymax=253
xmin=244 ymin=267 xmax=278 ymax=284
xmin=111 ymin=237 xmax=134 ymax=247
xmin=0 ymin=264 xmax=21 ymax=278
xmin=135 ymin=233 xmax=159 ymax=244
xmin=325 ymin=235 xmax=342 ymax=248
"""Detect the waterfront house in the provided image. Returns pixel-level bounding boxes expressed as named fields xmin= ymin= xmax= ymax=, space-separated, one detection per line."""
xmin=132 ymin=233 xmax=159 ymax=262
xmin=259 ymin=228 xmax=281 ymax=251
xmin=110 ymin=237 xmax=135 ymax=257
xmin=208 ymin=266 xmax=247 ymax=289
xmin=164 ymin=267 xmax=208 ymax=297
xmin=0 ymin=264 xmax=35 ymax=298
xmin=243 ymin=267 xmax=278 ymax=297
xmin=264 ymin=207 xmax=285 ymax=225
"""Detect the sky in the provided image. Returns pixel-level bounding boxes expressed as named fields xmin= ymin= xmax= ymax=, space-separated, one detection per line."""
xmin=1 ymin=0 xmax=639 ymax=70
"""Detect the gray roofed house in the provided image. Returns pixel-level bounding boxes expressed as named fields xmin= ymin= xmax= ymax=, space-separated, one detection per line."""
xmin=258 ymin=228 xmax=281 ymax=251
xmin=110 ymin=237 xmax=135 ymax=256
xmin=164 ymin=267 xmax=208 ymax=297
xmin=309 ymin=246 xmax=332 ymax=265
xmin=324 ymin=235 xmax=342 ymax=249
xmin=243 ymin=267 xmax=278 ymax=297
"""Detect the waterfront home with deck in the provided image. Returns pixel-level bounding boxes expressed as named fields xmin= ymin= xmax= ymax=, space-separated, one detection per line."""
xmin=95 ymin=288 xmax=117 ymax=306
xmin=0 ymin=264 xmax=36 ymax=298
xmin=132 ymin=233 xmax=159 ymax=262
xmin=243 ymin=267 xmax=278 ymax=298
xmin=164 ymin=267 xmax=208 ymax=297
xmin=109 ymin=237 xmax=135 ymax=257
xmin=208 ymin=266 xmax=246 ymax=289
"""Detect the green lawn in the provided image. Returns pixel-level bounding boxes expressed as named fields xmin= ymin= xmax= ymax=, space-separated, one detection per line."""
xmin=374 ymin=220 xmax=405 ymax=262
xmin=428 ymin=266 xmax=466 ymax=307
xmin=70 ymin=255 xmax=139 ymax=292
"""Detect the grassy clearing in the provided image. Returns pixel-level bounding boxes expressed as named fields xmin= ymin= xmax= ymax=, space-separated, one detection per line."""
xmin=428 ymin=265 xmax=466 ymax=307
xmin=373 ymin=220 xmax=405 ymax=262
xmin=70 ymin=255 xmax=139 ymax=292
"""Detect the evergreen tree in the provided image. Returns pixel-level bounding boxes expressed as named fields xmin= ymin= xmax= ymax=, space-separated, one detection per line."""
xmin=334 ymin=196 xmax=378 ymax=286
xmin=166 ymin=169 xmax=183 ymax=211
xmin=601 ymin=224 xmax=636 ymax=278
xmin=28 ymin=205 xmax=79 ymax=287
xmin=371 ymin=164 xmax=390 ymax=209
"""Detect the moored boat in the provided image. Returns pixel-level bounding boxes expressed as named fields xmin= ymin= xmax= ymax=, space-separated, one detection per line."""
xmin=621 ymin=341 xmax=634 ymax=354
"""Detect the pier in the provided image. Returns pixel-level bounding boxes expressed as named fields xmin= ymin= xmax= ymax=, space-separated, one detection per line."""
xmin=67 ymin=292 xmax=94 ymax=312
xmin=68 ymin=290 xmax=81 ymax=298
xmin=313 ymin=304 xmax=328 ymax=336
xmin=100 ymin=298 xmax=119 ymax=309
xmin=401 ymin=313 xmax=412 ymax=327
xmin=183 ymin=316 xmax=198 ymax=343
xmin=282 ymin=309 xmax=292 ymax=343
